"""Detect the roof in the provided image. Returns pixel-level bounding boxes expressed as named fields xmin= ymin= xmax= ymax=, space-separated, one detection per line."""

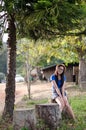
xmin=42 ymin=62 xmax=79 ymax=71
xmin=42 ymin=64 xmax=56 ymax=70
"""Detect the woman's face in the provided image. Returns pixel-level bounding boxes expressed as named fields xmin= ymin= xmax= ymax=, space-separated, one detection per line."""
xmin=57 ymin=66 xmax=64 ymax=74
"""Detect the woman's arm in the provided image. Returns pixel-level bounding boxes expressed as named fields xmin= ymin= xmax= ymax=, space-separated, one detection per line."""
xmin=62 ymin=81 xmax=68 ymax=106
xmin=51 ymin=80 xmax=62 ymax=98
xmin=62 ymin=81 xmax=66 ymax=97
xmin=52 ymin=80 xmax=65 ymax=108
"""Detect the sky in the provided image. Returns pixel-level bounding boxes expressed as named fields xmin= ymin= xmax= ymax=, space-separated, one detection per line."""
xmin=2 ymin=33 xmax=8 ymax=43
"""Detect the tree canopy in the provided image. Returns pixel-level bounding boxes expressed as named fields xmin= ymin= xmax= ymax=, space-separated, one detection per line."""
xmin=1 ymin=0 xmax=86 ymax=40
xmin=16 ymin=0 xmax=86 ymax=39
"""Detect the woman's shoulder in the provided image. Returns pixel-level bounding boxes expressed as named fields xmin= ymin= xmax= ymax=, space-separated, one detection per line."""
xmin=50 ymin=74 xmax=56 ymax=81
xmin=50 ymin=74 xmax=55 ymax=78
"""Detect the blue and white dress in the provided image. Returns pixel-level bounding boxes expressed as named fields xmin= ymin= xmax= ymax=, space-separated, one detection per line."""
xmin=50 ymin=74 xmax=66 ymax=99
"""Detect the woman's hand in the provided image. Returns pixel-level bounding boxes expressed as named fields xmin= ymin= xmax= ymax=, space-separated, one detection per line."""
xmin=63 ymin=96 xmax=67 ymax=106
xmin=59 ymin=96 xmax=65 ymax=108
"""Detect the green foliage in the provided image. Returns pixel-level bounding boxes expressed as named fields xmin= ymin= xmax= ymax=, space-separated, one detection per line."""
xmin=0 ymin=0 xmax=35 ymax=40
xmin=3 ymin=0 xmax=84 ymax=40
xmin=4 ymin=0 xmax=14 ymax=13
xmin=34 ymin=0 xmax=52 ymax=9
xmin=22 ymin=0 xmax=85 ymax=39
xmin=3 ymin=0 xmax=33 ymax=13
xmin=62 ymin=36 xmax=86 ymax=60
xmin=16 ymin=38 xmax=67 ymax=74
xmin=16 ymin=37 xmax=80 ymax=71
xmin=0 ymin=117 xmax=13 ymax=130
xmin=16 ymin=38 xmax=50 ymax=73
xmin=1 ymin=0 xmax=86 ymax=40
xmin=21 ymin=127 xmax=28 ymax=130
xmin=36 ymin=118 xmax=50 ymax=130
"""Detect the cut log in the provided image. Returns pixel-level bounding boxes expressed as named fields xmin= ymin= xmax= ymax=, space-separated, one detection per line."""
xmin=13 ymin=108 xmax=36 ymax=130
xmin=35 ymin=103 xmax=61 ymax=130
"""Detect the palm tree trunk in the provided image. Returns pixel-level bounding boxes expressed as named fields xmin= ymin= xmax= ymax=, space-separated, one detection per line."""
xmin=2 ymin=14 xmax=16 ymax=120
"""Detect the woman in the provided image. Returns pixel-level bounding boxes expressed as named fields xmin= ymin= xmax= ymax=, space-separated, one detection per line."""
xmin=50 ymin=64 xmax=75 ymax=120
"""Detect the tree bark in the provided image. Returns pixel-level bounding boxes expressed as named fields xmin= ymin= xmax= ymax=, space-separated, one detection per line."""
xmin=2 ymin=14 xmax=16 ymax=120
xmin=78 ymin=58 xmax=86 ymax=89
xmin=13 ymin=108 xmax=36 ymax=130
xmin=35 ymin=103 xmax=61 ymax=130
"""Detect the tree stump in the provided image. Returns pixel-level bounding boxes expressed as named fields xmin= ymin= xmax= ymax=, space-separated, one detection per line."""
xmin=35 ymin=103 xmax=61 ymax=130
xmin=13 ymin=108 xmax=36 ymax=130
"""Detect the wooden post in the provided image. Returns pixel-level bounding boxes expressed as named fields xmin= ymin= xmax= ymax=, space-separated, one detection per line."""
xmin=35 ymin=103 xmax=61 ymax=130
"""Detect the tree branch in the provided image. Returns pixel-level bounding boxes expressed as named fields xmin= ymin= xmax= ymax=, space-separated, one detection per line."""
xmin=0 ymin=13 xmax=7 ymax=19
xmin=45 ymin=28 xmax=86 ymax=37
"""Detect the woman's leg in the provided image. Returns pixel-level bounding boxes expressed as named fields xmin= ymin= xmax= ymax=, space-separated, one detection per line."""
xmin=55 ymin=97 xmax=65 ymax=112
xmin=64 ymin=96 xmax=75 ymax=120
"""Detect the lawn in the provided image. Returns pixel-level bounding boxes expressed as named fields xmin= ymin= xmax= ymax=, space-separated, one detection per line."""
xmin=59 ymin=95 xmax=86 ymax=130
xmin=16 ymin=94 xmax=86 ymax=130
xmin=0 ymin=83 xmax=86 ymax=130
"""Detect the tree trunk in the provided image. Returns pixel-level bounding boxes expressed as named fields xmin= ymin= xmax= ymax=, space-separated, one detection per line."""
xmin=35 ymin=103 xmax=61 ymax=130
xmin=78 ymin=58 xmax=86 ymax=89
xmin=25 ymin=52 xmax=31 ymax=99
xmin=2 ymin=14 xmax=16 ymax=120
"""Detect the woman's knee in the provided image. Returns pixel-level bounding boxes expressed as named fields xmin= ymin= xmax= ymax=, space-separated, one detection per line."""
xmin=65 ymin=103 xmax=70 ymax=109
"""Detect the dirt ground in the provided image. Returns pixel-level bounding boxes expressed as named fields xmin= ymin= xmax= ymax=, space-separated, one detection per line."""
xmin=0 ymin=82 xmax=28 ymax=114
xmin=16 ymin=81 xmax=86 ymax=109
xmin=0 ymin=81 xmax=51 ymax=113
xmin=0 ymin=81 xmax=86 ymax=113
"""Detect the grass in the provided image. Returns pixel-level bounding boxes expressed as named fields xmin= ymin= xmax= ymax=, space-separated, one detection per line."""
xmin=0 ymin=118 xmax=13 ymax=130
xmin=20 ymin=95 xmax=49 ymax=108
xmin=26 ymin=98 xmax=49 ymax=107
xmin=17 ymin=95 xmax=86 ymax=130
xmin=59 ymin=95 xmax=86 ymax=130
xmin=0 ymin=89 xmax=86 ymax=130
